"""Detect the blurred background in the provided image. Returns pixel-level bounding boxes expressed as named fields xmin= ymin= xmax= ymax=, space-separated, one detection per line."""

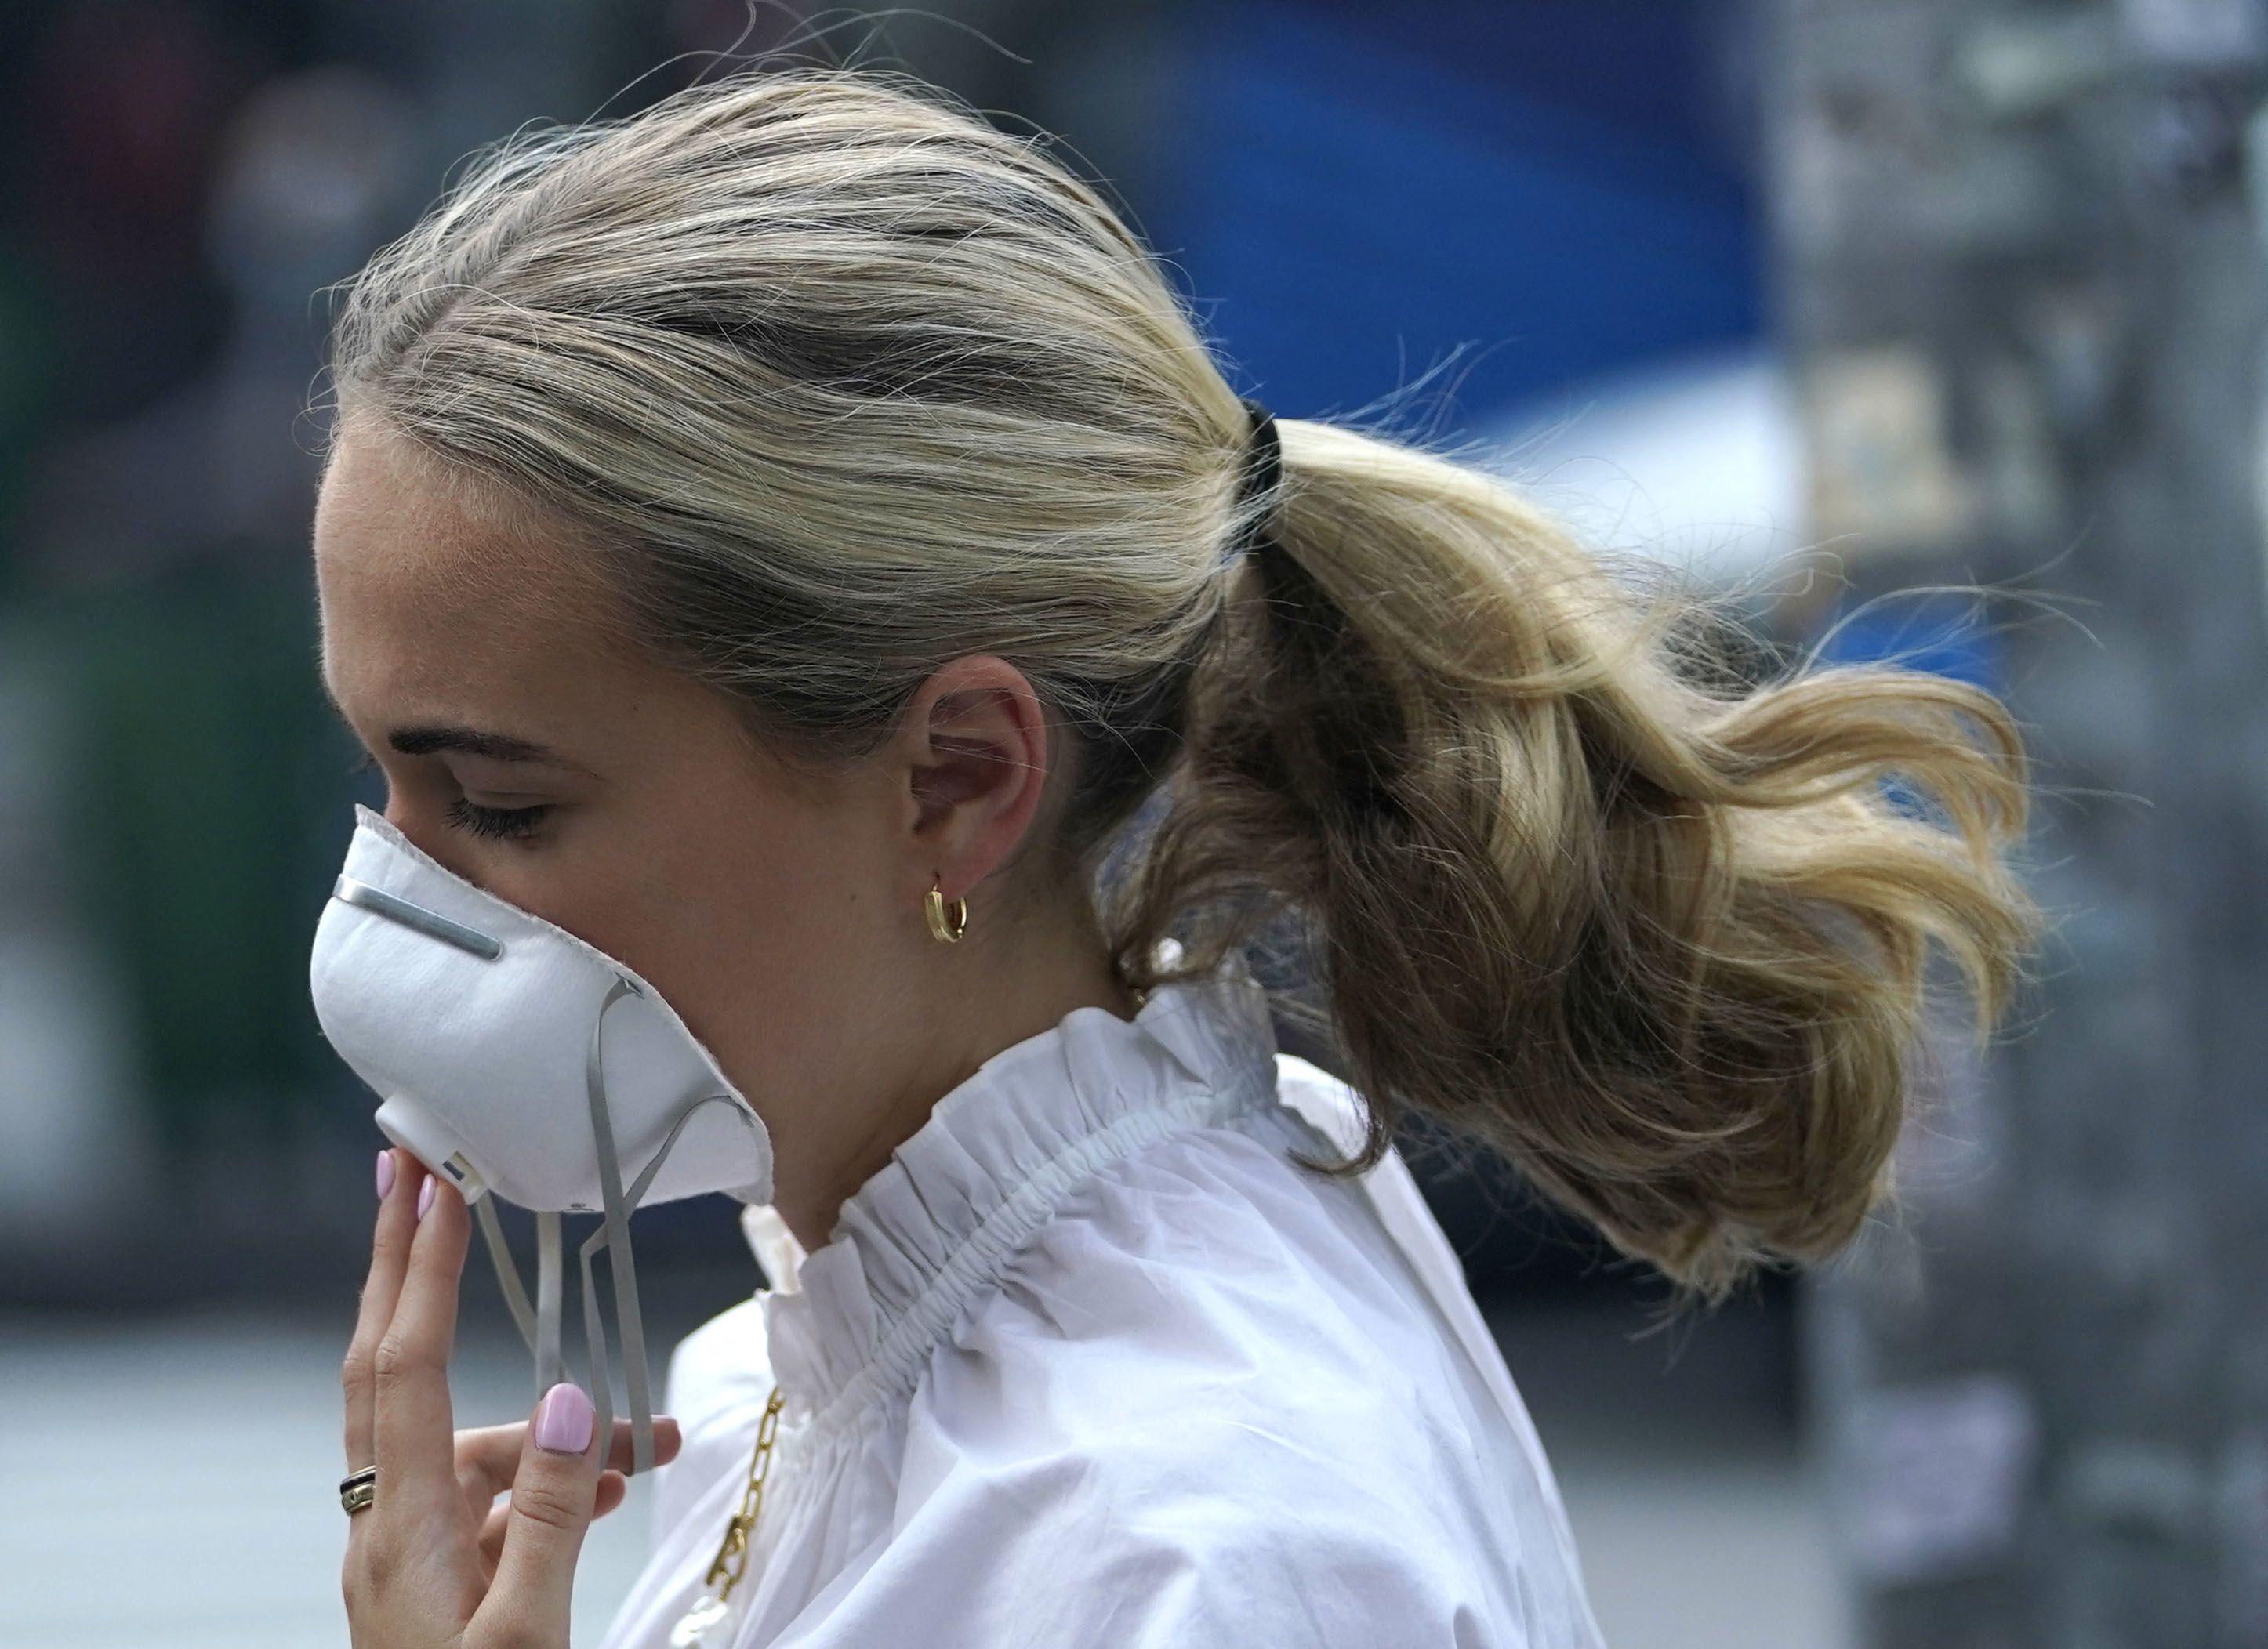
xmin=0 ymin=2 xmax=2255 ymax=1645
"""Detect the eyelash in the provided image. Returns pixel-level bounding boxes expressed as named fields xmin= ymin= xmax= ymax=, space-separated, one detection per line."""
xmin=446 ymin=796 xmax=553 ymax=841
xmin=345 ymin=751 xmax=553 ymax=842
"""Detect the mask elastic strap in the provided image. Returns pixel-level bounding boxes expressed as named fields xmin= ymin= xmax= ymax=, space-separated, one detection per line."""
xmin=579 ymin=974 xmax=749 ymax=1477
xmin=474 ymin=1194 xmax=536 ymax=1349
xmin=535 ymin=1211 xmax=563 ymax=1393
xmin=470 ymin=1194 xmax=568 ymax=1401
xmin=465 ymin=976 xmax=742 ymax=1473
xmin=576 ymin=1100 xmax=748 ymax=1474
xmin=579 ymin=1093 xmax=750 ymax=1473
xmin=583 ymin=977 xmax=648 ymax=1475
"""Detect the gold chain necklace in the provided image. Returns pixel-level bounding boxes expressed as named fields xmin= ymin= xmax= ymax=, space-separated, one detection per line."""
xmin=666 ymin=1384 xmax=786 ymax=1648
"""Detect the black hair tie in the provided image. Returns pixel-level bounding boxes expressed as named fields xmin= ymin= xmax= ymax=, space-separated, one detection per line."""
xmin=1221 ymin=396 xmax=1284 ymax=571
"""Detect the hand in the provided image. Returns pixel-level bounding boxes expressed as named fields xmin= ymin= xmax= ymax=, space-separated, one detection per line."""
xmin=341 ymin=1147 xmax=684 ymax=1647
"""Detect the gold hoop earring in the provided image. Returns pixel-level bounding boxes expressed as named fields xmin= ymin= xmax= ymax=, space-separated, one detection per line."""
xmin=924 ymin=878 xmax=970 ymax=944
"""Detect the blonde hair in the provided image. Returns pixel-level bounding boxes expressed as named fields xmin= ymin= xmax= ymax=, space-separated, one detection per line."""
xmin=321 ymin=64 xmax=2048 ymax=1302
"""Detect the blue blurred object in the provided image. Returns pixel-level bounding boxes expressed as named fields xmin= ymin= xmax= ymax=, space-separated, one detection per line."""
xmin=1809 ymin=592 xmax=2005 ymax=826
xmin=1809 ymin=591 xmax=2003 ymax=695
xmin=1158 ymin=0 xmax=1762 ymax=427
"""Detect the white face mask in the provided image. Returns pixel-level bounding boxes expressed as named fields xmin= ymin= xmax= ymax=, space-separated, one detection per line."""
xmin=308 ymin=802 xmax=774 ymax=1474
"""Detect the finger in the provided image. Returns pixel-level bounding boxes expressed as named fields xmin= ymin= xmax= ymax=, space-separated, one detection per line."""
xmin=457 ymin=1415 xmax=682 ymax=1506
xmin=594 ymin=1468 xmax=628 ymax=1521
xmin=477 ymin=1470 xmax=628 ymax=1580
xmin=342 ymin=1147 xmax=430 ymax=1474
xmin=479 ymin=1499 xmax=506 ymax=1587
xmin=368 ymin=1168 xmax=470 ymax=1528
xmin=481 ymin=1382 xmax=603 ymax=1644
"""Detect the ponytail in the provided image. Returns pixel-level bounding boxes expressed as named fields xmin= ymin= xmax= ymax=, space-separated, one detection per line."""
xmin=1108 ymin=416 xmax=2048 ymax=1303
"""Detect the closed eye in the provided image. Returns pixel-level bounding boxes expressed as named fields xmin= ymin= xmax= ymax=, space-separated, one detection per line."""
xmin=445 ymin=796 xmax=553 ymax=841
xmin=344 ymin=751 xmax=551 ymax=842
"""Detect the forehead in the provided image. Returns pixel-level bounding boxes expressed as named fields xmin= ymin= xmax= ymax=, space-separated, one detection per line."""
xmin=313 ymin=424 xmax=630 ymax=718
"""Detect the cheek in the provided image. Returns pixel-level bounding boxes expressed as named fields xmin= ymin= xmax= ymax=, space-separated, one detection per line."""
xmin=607 ymin=783 xmax=900 ymax=1078
xmin=695 ymin=810 xmax=883 ymax=969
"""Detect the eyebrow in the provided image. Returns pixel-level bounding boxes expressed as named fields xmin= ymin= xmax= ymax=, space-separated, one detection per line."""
xmin=386 ymin=723 xmax=591 ymax=772
xmin=321 ymin=678 xmax=597 ymax=777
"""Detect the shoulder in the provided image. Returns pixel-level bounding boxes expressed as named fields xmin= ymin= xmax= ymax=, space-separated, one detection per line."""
xmin=873 ymin=1064 xmax=1512 ymax=1630
xmin=863 ymin=1388 xmax=1503 ymax=1647
xmin=802 ymin=1056 xmax=1599 ymax=1645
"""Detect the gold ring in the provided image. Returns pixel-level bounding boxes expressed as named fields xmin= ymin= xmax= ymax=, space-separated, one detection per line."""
xmin=340 ymin=1466 xmax=377 ymax=1515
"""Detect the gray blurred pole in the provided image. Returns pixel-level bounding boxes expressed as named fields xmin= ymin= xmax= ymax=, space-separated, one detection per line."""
xmin=1769 ymin=2 xmax=2268 ymax=1644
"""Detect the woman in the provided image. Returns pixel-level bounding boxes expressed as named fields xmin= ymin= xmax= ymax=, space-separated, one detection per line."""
xmin=315 ymin=66 xmax=2044 ymax=1649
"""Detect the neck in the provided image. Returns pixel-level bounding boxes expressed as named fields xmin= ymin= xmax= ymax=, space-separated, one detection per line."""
xmin=767 ymin=893 xmax=1139 ymax=1252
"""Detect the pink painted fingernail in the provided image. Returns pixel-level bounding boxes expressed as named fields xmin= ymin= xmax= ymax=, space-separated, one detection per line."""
xmin=376 ymin=1150 xmax=394 ymax=1200
xmin=416 ymin=1175 xmax=436 ymax=1220
xmin=533 ymin=1382 xmax=594 ymax=1455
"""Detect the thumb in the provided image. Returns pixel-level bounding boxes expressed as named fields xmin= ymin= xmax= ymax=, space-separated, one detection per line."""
xmin=481 ymin=1381 xmax=603 ymax=1643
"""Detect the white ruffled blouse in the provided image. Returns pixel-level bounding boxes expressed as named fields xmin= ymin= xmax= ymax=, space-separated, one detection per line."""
xmin=596 ymin=959 xmax=1607 ymax=1648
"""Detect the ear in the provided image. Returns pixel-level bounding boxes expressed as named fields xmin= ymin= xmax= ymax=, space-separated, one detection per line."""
xmin=894 ymin=654 xmax=1054 ymax=907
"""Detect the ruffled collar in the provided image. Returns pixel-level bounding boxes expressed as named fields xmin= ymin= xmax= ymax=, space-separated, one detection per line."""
xmin=739 ymin=955 xmax=1282 ymax=1429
